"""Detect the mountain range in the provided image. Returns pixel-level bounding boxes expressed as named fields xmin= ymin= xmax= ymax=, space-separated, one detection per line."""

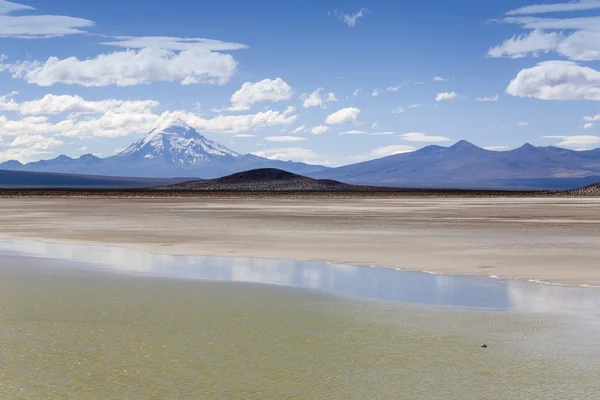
xmin=0 ymin=120 xmax=326 ymax=179
xmin=1 ymin=120 xmax=600 ymax=189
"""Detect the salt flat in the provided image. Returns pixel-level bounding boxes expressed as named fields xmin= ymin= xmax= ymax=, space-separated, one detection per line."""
xmin=1 ymin=197 xmax=599 ymax=285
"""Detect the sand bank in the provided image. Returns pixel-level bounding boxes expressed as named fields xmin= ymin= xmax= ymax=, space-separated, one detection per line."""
xmin=1 ymin=197 xmax=599 ymax=285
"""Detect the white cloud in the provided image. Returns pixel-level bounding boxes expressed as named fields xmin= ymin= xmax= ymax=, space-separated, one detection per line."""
xmin=584 ymin=123 xmax=594 ymax=129
xmin=1 ymin=93 xmax=159 ymax=115
xmin=228 ymin=78 xmax=292 ymax=111
xmin=392 ymin=106 xmax=405 ymax=114
xmin=325 ymin=107 xmax=360 ymax=124
xmin=543 ymin=135 xmax=600 ymax=147
xmin=291 ymin=125 xmax=306 ymax=134
xmin=1 ymin=47 xmax=238 ymax=87
xmin=435 ymin=91 xmax=458 ymax=101
xmin=488 ymin=29 xmax=600 ymax=61
xmin=311 ymin=125 xmax=329 ymax=134
xmin=487 ymin=29 xmax=561 ymax=59
xmin=0 ymin=147 xmax=50 ymax=163
xmin=0 ymin=0 xmax=94 ymax=38
xmin=265 ymin=136 xmax=307 ymax=142
xmin=9 ymin=134 xmax=64 ymax=149
xmin=0 ymin=0 xmax=33 ymax=15
xmin=386 ymin=85 xmax=401 ymax=92
xmin=341 ymin=130 xmax=367 ymax=135
xmin=301 ymin=87 xmax=337 ymax=108
xmin=518 ymin=121 xmax=530 ymax=126
xmin=77 ymin=146 xmax=88 ymax=151
xmin=506 ymin=0 xmax=600 ymax=15
xmin=234 ymin=134 xmax=254 ymax=138
xmin=371 ymin=122 xmax=379 ymax=128
xmin=352 ymin=88 xmax=360 ymax=97
xmin=507 ymin=61 xmax=600 ymax=100
xmin=335 ymin=8 xmax=367 ymax=28
xmin=0 ymin=101 xmax=296 ymax=138
xmin=372 ymin=88 xmax=379 ymax=96
xmin=252 ymin=147 xmax=321 ymax=163
xmin=476 ymin=94 xmax=499 ymax=102
xmin=369 ymin=132 xmax=396 ymax=136
xmin=370 ymin=145 xmax=416 ymax=158
xmin=101 ymin=36 xmax=248 ymax=51
xmin=484 ymin=146 xmax=512 ymax=151
xmin=584 ymin=114 xmax=600 ymax=121
xmin=399 ymin=132 xmax=451 ymax=142
xmin=433 ymin=76 xmax=447 ymax=81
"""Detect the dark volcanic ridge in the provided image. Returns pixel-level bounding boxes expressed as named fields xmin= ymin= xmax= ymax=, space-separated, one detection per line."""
xmin=566 ymin=182 xmax=600 ymax=196
xmin=154 ymin=168 xmax=373 ymax=191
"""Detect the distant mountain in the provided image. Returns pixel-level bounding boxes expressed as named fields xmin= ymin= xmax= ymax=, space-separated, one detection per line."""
xmin=311 ymin=141 xmax=600 ymax=189
xmin=0 ymin=169 xmax=191 ymax=189
xmin=0 ymin=119 xmax=328 ymax=178
xmin=158 ymin=168 xmax=359 ymax=191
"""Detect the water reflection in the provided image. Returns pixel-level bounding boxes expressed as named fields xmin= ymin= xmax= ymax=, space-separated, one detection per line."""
xmin=1 ymin=238 xmax=600 ymax=322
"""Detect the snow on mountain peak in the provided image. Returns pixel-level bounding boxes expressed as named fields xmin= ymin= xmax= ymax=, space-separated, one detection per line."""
xmin=116 ymin=120 xmax=240 ymax=164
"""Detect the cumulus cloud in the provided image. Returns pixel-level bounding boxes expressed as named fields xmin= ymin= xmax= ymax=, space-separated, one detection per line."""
xmin=227 ymin=78 xmax=292 ymax=111
xmin=584 ymin=123 xmax=594 ymax=129
xmin=386 ymin=85 xmax=401 ymax=92
xmin=543 ymin=134 xmax=600 ymax=147
xmin=433 ymin=76 xmax=447 ymax=81
xmin=252 ymin=147 xmax=321 ymax=163
xmin=392 ymin=106 xmax=405 ymax=114
xmin=101 ymin=36 xmax=248 ymax=51
xmin=325 ymin=107 xmax=360 ymax=124
xmin=9 ymin=134 xmax=64 ymax=149
xmin=370 ymin=145 xmax=416 ymax=158
xmin=506 ymin=0 xmax=600 ymax=15
xmin=0 ymin=0 xmax=94 ymax=38
xmin=0 ymin=147 xmax=50 ymax=163
xmin=476 ymin=94 xmax=499 ymax=102
xmin=399 ymin=132 xmax=451 ymax=142
xmin=507 ymin=61 xmax=600 ymax=100
xmin=335 ymin=8 xmax=367 ymax=28
xmin=372 ymin=89 xmax=379 ymax=96
xmin=1 ymin=47 xmax=238 ymax=87
xmin=1 ymin=93 xmax=159 ymax=115
xmin=301 ymin=87 xmax=337 ymax=108
xmin=0 ymin=98 xmax=297 ymax=138
xmin=311 ymin=125 xmax=329 ymax=134
xmin=435 ymin=91 xmax=458 ymax=101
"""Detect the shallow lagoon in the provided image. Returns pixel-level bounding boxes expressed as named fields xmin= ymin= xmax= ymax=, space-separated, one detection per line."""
xmin=1 ymin=238 xmax=600 ymax=399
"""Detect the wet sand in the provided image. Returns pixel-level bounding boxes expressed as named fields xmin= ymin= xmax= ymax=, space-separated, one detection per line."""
xmin=1 ymin=197 xmax=599 ymax=285
xmin=2 ymin=256 xmax=600 ymax=399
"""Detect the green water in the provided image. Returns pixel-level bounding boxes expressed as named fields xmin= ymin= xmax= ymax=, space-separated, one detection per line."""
xmin=1 ymin=263 xmax=599 ymax=399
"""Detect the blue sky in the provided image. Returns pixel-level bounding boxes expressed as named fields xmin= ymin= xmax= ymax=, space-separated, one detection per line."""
xmin=1 ymin=0 xmax=600 ymax=166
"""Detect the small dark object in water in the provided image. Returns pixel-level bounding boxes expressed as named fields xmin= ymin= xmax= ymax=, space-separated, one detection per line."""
xmin=481 ymin=344 xmax=487 ymax=348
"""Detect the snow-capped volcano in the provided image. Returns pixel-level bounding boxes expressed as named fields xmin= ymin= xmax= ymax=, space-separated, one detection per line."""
xmin=116 ymin=119 xmax=240 ymax=164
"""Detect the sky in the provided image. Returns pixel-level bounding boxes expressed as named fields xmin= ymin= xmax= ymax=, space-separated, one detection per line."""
xmin=1 ymin=0 xmax=600 ymax=166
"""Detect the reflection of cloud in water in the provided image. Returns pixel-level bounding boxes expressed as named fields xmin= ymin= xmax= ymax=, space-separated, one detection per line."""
xmin=3 ymin=238 xmax=600 ymax=324
xmin=507 ymin=281 xmax=600 ymax=323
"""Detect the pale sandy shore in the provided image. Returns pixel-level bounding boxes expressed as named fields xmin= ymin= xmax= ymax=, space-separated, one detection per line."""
xmin=1 ymin=197 xmax=599 ymax=285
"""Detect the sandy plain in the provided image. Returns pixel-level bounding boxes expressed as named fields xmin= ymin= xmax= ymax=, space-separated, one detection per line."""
xmin=1 ymin=197 xmax=599 ymax=286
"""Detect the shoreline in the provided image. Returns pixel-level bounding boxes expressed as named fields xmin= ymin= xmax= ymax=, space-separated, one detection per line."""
xmin=4 ymin=234 xmax=600 ymax=290
xmin=1 ymin=197 xmax=599 ymax=286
